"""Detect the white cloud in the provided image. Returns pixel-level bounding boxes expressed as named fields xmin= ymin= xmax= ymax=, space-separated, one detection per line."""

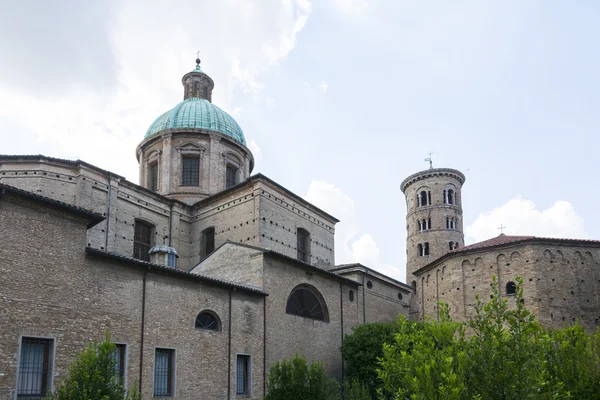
xmin=332 ymin=0 xmax=368 ymax=16
xmin=466 ymin=197 xmax=587 ymax=244
xmin=0 ymin=0 xmax=313 ymax=183
xmin=248 ymin=140 xmax=262 ymax=170
xmin=306 ymin=180 xmax=404 ymax=280
xmin=320 ymin=81 xmax=328 ymax=93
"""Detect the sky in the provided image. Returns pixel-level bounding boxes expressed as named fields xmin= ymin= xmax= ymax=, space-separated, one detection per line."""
xmin=1 ymin=0 xmax=598 ymax=281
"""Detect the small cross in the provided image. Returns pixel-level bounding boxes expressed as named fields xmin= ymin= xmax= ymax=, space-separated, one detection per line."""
xmin=196 ymin=50 xmax=200 ymax=59
xmin=424 ymin=151 xmax=433 ymax=169
xmin=498 ymin=224 xmax=506 ymax=234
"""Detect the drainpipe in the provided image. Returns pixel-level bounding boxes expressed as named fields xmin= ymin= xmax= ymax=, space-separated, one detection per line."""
xmin=138 ymin=271 xmax=148 ymax=392
xmin=263 ymin=295 xmax=267 ymax=397
xmin=228 ymin=290 xmax=232 ymax=399
xmin=104 ymin=171 xmax=112 ymax=251
xmin=362 ymin=273 xmax=366 ymax=324
xmin=339 ymin=283 xmax=344 ymax=384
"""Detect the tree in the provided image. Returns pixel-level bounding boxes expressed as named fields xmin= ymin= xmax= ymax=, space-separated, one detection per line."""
xmin=46 ymin=332 xmax=141 ymax=400
xmin=341 ymin=322 xmax=398 ymax=399
xmin=378 ymin=277 xmax=600 ymax=399
xmin=265 ymin=353 xmax=339 ymax=400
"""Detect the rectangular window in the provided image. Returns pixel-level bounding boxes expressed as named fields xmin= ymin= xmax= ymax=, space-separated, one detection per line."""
xmin=182 ymin=156 xmax=200 ymax=186
xmin=153 ymin=348 xmax=175 ymax=397
xmin=297 ymin=229 xmax=310 ymax=263
xmin=113 ymin=344 xmax=127 ymax=383
xmin=148 ymin=163 xmax=158 ymax=191
xmin=226 ymin=165 xmax=238 ymax=189
xmin=134 ymin=221 xmax=153 ymax=261
xmin=236 ymin=355 xmax=251 ymax=395
xmin=17 ymin=337 xmax=54 ymax=400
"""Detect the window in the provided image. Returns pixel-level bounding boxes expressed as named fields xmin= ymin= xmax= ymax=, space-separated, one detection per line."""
xmin=193 ymin=81 xmax=200 ymax=97
xmin=449 ymin=241 xmax=454 ymax=251
xmin=418 ymin=243 xmax=430 ymax=257
xmin=417 ymin=244 xmax=423 ymax=256
xmin=297 ymin=228 xmax=310 ymax=263
xmin=446 ymin=217 xmax=456 ymax=230
xmin=195 ymin=311 xmax=220 ymax=331
xmin=153 ymin=348 xmax=175 ymax=397
xmin=506 ymin=281 xmax=517 ymax=295
xmin=419 ymin=191 xmax=428 ymax=206
xmin=236 ymin=355 xmax=251 ymax=395
xmin=398 ymin=292 xmax=403 ymax=301
xmin=134 ymin=221 xmax=153 ymax=261
xmin=286 ymin=284 xmax=329 ymax=322
xmin=428 ymin=218 xmax=431 ymax=229
xmin=203 ymin=86 xmax=209 ymax=98
xmin=17 ymin=337 xmax=54 ymax=400
xmin=349 ymin=290 xmax=354 ymax=302
xmin=167 ymin=253 xmax=177 ymax=268
xmin=447 ymin=189 xmax=454 ymax=205
xmin=226 ymin=164 xmax=238 ymax=189
xmin=367 ymin=280 xmax=373 ymax=289
xmin=424 ymin=242 xmax=430 ymax=256
xmin=182 ymin=156 xmax=199 ymax=186
xmin=411 ymin=280 xmax=417 ymax=294
xmin=148 ymin=163 xmax=158 ymax=191
xmin=201 ymin=227 xmax=215 ymax=259
xmin=113 ymin=344 xmax=127 ymax=383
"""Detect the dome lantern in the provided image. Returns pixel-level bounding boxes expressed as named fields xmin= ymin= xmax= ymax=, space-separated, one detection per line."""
xmin=181 ymin=58 xmax=214 ymax=102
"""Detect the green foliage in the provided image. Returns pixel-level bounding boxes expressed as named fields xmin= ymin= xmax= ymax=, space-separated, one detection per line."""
xmin=377 ymin=277 xmax=600 ymax=400
xmin=342 ymin=322 xmax=398 ymax=398
xmin=342 ymin=379 xmax=372 ymax=400
xmin=265 ymin=353 xmax=340 ymax=400
xmin=46 ymin=332 xmax=141 ymax=400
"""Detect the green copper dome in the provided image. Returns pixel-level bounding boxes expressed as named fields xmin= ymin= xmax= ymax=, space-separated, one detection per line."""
xmin=144 ymin=98 xmax=246 ymax=145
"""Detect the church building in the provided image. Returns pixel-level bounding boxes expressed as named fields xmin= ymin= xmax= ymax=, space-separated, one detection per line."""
xmin=0 ymin=59 xmax=411 ymax=400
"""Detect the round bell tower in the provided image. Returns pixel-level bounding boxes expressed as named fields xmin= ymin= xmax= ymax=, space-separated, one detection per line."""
xmin=401 ymin=167 xmax=466 ymax=285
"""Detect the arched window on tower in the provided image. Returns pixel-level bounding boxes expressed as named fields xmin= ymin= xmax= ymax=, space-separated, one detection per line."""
xmin=417 ymin=244 xmax=423 ymax=257
xmin=428 ymin=191 xmax=432 ymax=205
xmin=286 ymin=284 xmax=329 ymax=322
xmin=203 ymin=85 xmax=209 ymax=98
xmin=424 ymin=242 xmax=430 ymax=256
xmin=449 ymin=241 xmax=453 ymax=251
xmin=428 ymin=218 xmax=432 ymax=229
xmin=297 ymin=228 xmax=310 ymax=263
xmin=418 ymin=220 xmax=422 ymax=231
xmin=447 ymin=189 xmax=454 ymax=205
xmin=420 ymin=191 xmax=428 ymax=206
xmin=201 ymin=227 xmax=215 ymax=259
xmin=193 ymin=81 xmax=200 ymax=97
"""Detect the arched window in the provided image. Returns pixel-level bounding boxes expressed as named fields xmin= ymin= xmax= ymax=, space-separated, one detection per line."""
xmin=367 ymin=281 xmax=373 ymax=289
xmin=286 ymin=284 xmax=329 ymax=322
xmin=424 ymin=242 xmax=430 ymax=256
xmin=195 ymin=310 xmax=221 ymax=331
xmin=349 ymin=290 xmax=354 ymax=302
xmin=447 ymin=189 xmax=454 ymax=205
xmin=506 ymin=281 xmax=517 ymax=295
xmin=420 ymin=191 xmax=428 ymax=206
xmin=398 ymin=292 xmax=403 ymax=301
xmin=418 ymin=220 xmax=423 ymax=231
xmin=297 ymin=228 xmax=310 ymax=263
xmin=449 ymin=241 xmax=453 ymax=251
xmin=193 ymin=81 xmax=200 ymax=97
xmin=417 ymin=244 xmax=423 ymax=256
xmin=428 ymin=218 xmax=431 ymax=229
xmin=201 ymin=227 xmax=215 ymax=258
xmin=411 ymin=280 xmax=417 ymax=294
xmin=203 ymin=85 xmax=209 ymax=98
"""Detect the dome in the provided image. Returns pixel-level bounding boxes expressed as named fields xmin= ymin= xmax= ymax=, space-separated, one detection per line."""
xmin=145 ymin=98 xmax=246 ymax=145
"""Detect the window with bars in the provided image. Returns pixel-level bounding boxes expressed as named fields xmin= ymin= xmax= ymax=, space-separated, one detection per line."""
xmin=182 ymin=156 xmax=200 ymax=186
xmin=133 ymin=220 xmax=154 ymax=261
xmin=17 ymin=337 xmax=54 ymax=400
xmin=113 ymin=344 xmax=126 ymax=383
xmin=226 ymin=164 xmax=238 ymax=189
xmin=236 ymin=355 xmax=251 ymax=395
xmin=148 ymin=163 xmax=158 ymax=191
xmin=297 ymin=228 xmax=310 ymax=263
xmin=153 ymin=348 xmax=175 ymax=397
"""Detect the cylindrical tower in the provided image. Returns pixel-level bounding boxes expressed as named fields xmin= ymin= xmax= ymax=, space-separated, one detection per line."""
xmin=400 ymin=167 xmax=466 ymax=285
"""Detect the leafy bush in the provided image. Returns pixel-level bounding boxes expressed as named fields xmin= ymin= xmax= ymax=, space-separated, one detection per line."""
xmin=377 ymin=277 xmax=600 ymax=400
xmin=46 ymin=332 xmax=141 ymax=400
xmin=342 ymin=322 xmax=397 ymax=399
xmin=265 ymin=353 xmax=339 ymax=400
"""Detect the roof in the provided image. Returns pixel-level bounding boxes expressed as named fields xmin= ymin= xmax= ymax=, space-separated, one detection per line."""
xmin=414 ymin=234 xmax=600 ymax=276
xmin=86 ymin=247 xmax=268 ymax=295
xmin=195 ymin=241 xmax=360 ymax=287
xmin=400 ymin=168 xmax=465 ymax=193
xmin=145 ymin=98 xmax=246 ymax=145
xmin=0 ymin=183 xmax=105 ymax=228
xmin=331 ymin=263 xmax=412 ymax=291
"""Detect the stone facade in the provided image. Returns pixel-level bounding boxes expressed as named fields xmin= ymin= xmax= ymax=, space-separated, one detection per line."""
xmin=412 ymin=237 xmax=600 ymax=331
